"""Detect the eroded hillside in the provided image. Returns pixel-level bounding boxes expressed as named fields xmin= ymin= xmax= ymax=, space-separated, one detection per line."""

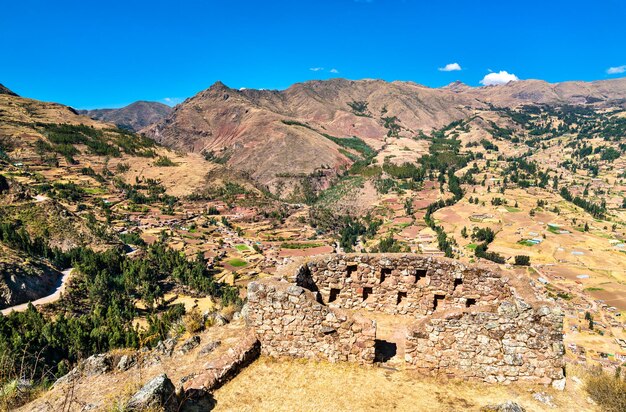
xmin=143 ymin=77 xmax=626 ymax=196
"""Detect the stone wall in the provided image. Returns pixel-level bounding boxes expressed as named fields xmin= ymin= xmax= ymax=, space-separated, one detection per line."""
xmin=405 ymin=300 xmax=565 ymax=387
xmin=245 ymin=278 xmax=376 ymax=364
xmin=296 ymin=254 xmax=512 ymax=316
xmin=245 ymin=254 xmax=565 ymax=388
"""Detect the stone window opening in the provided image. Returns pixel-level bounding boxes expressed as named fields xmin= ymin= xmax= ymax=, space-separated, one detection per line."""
xmin=346 ymin=264 xmax=357 ymax=278
xmin=453 ymin=278 xmax=463 ymax=290
xmin=397 ymin=291 xmax=407 ymax=305
xmin=362 ymin=287 xmax=373 ymax=301
xmin=415 ymin=269 xmax=427 ymax=283
xmin=433 ymin=294 xmax=445 ymax=311
xmin=329 ymin=288 xmax=341 ymax=303
xmin=465 ymin=298 xmax=477 ymax=307
xmin=380 ymin=268 xmax=392 ymax=283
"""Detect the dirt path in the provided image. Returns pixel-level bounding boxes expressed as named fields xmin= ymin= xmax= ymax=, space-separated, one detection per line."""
xmin=1 ymin=268 xmax=73 ymax=315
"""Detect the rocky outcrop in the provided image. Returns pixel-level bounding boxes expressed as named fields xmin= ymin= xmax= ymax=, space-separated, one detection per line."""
xmin=178 ymin=335 xmax=201 ymax=354
xmin=126 ymin=374 xmax=177 ymax=412
xmin=0 ymin=257 xmax=62 ymax=310
xmin=245 ymin=253 xmax=565 ymax=387
xmin=183 ymin=329 xmax=260 ymax=396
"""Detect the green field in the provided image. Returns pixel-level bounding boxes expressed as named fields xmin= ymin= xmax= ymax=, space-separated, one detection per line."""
xmin=84 ymin=187 xmax=107 ymax=195
xmin=547 ymin=225 xmax=561 ymax=234
xmin=280 ymin=242 xmax=324 ymax=250
xmin=235 ymin=244 xmax=251 ymax=251
xmin=228 ymin=258 xmax=248 ymax=267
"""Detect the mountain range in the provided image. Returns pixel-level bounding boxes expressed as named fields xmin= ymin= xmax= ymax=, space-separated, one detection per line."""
xmin=141 ymin=77 xmax=626 ymax=192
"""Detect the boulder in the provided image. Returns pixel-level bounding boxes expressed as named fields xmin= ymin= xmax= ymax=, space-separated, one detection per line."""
xmin=533 ymin=391 xmax=555 ymax=407
xmin=178 ymin=335 xmax=201 ymax=354
xmin=155 ymin=338 xmax=177 ymax=356
xmin=199 ymin=340 xmax=222 ymax=356
xmin=205 ymin=311 xmax=228 ymax=326
xmin=481 ymin=401 xmax=526 ymax=412
xmin=117 ymin=354 xmax=136 ymax=371
xmin=126 ymin=374 xmax=177 ymax=412
xmin=551 ymin=378 xmax=566 ymax=391
xmin=82 ymin=354 xmax=112 ymax=376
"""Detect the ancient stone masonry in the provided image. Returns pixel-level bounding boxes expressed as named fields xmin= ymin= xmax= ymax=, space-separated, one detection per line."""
xmin=296 ymin=254 xmax=512 ymax=315
xmin=245 ymin=279 xmax=376 ymax=364
xmin=405 ymin=302 xmax=565 ymax=386
xmin=244 ymin=254 xmax=565 ymax=388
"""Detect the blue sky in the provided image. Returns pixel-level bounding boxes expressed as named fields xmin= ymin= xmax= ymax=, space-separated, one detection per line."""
xmin=1 ymin=0 xmax=625 ymax=109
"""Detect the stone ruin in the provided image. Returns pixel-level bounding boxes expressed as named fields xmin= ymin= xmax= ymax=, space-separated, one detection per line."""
xmin=244 ymin=254 xmax=566 ymax=388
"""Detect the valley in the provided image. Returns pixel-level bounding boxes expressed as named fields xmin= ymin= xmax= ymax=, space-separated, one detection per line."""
xmin=0 ymin=78 xmax=625 ymax=411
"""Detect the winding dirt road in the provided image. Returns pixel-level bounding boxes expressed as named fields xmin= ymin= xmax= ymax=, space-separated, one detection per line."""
xmin=1 ymin=268 xmax=73 ymax=316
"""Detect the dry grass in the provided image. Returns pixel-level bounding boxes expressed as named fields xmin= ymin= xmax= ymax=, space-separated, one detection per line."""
xmin=0 ymin=380 xmax=46 ymax=412
xmin=183 ymin=308 xmax=205 ymax=334
xmin=583 ymin=366 xmax=626 ymax=412
xmin=213 ymin=357 xmax=597 ymax=412
xmin=102 ymin=380 xmax=142 ymax=412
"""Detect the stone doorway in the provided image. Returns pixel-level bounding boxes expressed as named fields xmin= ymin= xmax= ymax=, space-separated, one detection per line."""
xmin=365 ymin=311 xmax=411 ymax=367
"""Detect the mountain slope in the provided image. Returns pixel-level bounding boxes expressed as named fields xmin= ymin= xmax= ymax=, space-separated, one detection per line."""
xmin=142 ymin=79 xmax=481 ymax=192
xmin=0 ymin=90 xmax=214 ymax=308
xmin=80 ymin=101 xmax=172 ymax=131
xmin=143 ymin=77 xmax=626 ymax=193
xmin=0 ymin=83 xmax=18 ymax=96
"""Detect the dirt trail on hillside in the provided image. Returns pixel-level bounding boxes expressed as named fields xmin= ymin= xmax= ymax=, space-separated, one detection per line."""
xmin=1 ymin=268 xmax=73 ymax=315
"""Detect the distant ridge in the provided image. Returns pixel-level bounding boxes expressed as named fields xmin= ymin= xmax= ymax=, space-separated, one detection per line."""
xmin=80 ymin=101 xmax=172 ymax=131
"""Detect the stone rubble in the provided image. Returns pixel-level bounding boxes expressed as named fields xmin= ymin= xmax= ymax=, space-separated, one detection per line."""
xmin=182 ymin=329 xmax=260 ymax=397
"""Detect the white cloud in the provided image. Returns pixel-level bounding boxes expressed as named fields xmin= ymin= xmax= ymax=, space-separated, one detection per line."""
xmin=329 ymin=68 xmax=339 ymax=74
xmin=480 ymin=70 xmax=519 ymax=86
xmin=607 ymin=65 xmax=626 ymax=75
xmin=438 ymin=62 xmax=462 ymax=72
xmin=309 ymin=67 xmax=324 ymax=72
xmin=162 ymin=97 xmax=183 ymax=106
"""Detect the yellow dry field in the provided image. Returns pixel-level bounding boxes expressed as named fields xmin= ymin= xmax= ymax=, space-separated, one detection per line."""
xmin=213 ymin=357 xmax=596 ymax=412
xmin=374 ymin=136 xmax=429 ymax=165
xmin=109 ymin=151 xmax=212 ymax=197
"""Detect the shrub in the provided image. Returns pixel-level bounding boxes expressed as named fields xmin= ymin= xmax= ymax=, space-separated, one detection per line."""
xmin=514 ymin=255 xmax=530 ymax=266
xmin=154 ymin=156 xmax=177 ymax=167
xmin=116 ymin=162 xmax=130 ymax=173
xmin=183 ymin=308 xmax=205 ymax=333
xmin=584 ymin=367 xmax=626 ymax=412
xmin=347 ymin=100 xmax=370 ymax=116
